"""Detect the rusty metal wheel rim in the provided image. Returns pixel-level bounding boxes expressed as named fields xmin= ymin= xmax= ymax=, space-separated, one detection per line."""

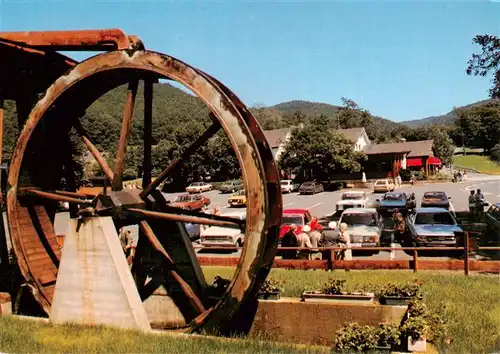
xmin=7 ymin=49 xmax=281 ymax=333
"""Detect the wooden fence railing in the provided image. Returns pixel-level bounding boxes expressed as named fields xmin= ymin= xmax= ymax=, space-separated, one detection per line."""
xmin=195 ymin=234 xmax=500 ymax=275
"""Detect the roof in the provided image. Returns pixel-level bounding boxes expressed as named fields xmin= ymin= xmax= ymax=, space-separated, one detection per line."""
xmin=338 ymin=128 xmax=365 ymax=143
xmin=263 ymin=128 xmax=291 ymax=148
xmin=364 ymin=140 xmax=434 ymax=157
xmin=283 ymin=208 xmax=309 ymax=214
xmin=415 ymin=207 xmax=451 ymax=213
xmin=340 ymin=208 xmax=377 ymax=214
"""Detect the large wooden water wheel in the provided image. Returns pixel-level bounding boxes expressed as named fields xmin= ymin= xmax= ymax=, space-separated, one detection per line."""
xmin=0 ymin=29 xmax=281 ymax=334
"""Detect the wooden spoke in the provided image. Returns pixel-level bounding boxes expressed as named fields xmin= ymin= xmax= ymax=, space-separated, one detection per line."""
xmin=143 ymin=80 xmax=153 ymax=189
xmin=127 ymin=208 xmax=242 ymax=228
xmin=19 ymin=188 xmax=93 ymax=205
xmin=74 ymin=120 xmax=114 ymax=182
xmin=139 ymin=221 xmax=206 ymax=314
xmin=112 ymin=80 xmax=139 ymax=191
xmin=140 ymin=120 xmax=221 ymax=199
xmin=0 ymin=93 xmax=3 ymax=206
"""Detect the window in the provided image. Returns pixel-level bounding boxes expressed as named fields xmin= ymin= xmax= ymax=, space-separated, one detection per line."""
xmin=282 ymin=215 xmax=304 ymax=225
xmin=341 ymin=213 xmax=378 ymax=226
xmin=414 ymin=212 xmax=454 ymax=225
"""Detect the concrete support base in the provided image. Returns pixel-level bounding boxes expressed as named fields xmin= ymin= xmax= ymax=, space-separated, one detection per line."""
xmin=0 ymin=292 xmax=12 ymax=316
xmin=50 ymin=217 xmax=151 ymax=331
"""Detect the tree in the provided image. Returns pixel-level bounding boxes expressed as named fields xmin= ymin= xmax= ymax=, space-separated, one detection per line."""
xmin=427 ymin=125 xmax=455 ymax=166
xmin=467 ymin=34 xmax=500 ymax=98
xmin=279 ymin=115 xmax=366 ymax=180
xmin=453 ymin=106 xmax=482 ymax=151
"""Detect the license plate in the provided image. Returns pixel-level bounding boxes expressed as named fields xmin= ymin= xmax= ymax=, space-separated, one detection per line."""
xmin=352 ymin=243 xmax=363 ymax=248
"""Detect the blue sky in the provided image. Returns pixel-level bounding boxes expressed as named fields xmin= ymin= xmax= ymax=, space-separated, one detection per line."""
xmin=1 ymin=0 xmax=499 ymax=122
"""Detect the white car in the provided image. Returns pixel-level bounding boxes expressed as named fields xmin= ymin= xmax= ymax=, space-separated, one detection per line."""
xmin=335 ymin=191 xmax=368 ymax=212
xmin=280 ymin=180 xmax=300 ymax=193
xmin=333 ymin=208 xmax=382 ymax=254
xmin=200 ymin=210 xmax=246 ymax=248
xmin=374 ymin=179 xmax=395 ymax=193
xmin=185 ymin=182 xmax=212 ymax=194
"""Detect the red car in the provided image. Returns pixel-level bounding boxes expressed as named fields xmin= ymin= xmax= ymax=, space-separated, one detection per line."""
xmin=280 ymin=209 xmax=313 ymax=239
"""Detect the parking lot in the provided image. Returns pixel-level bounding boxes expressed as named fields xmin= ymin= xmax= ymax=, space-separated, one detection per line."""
xmin=53 ymin=177 xmax=500 ymax=261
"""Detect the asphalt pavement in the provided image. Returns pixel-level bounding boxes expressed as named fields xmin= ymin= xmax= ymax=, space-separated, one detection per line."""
xmin=53 ymin=176 xmax=500 ymax=261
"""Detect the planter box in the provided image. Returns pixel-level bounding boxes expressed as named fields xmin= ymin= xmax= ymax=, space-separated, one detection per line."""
xmin=302 ymin=291 xmax=375 ymax=304
xmin=381 ymin=296 xmax=412 ymax=306
xmin=258 ymin=291 xmax=280 ymax=301
xmin=407 ymin=337 xmax=426 ymax=352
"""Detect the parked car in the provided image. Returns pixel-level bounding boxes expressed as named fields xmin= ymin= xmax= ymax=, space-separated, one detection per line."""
xmin=376 ymin=192 xmax=416 ymax=216
xmin=281 ymin=180 xmax=300 ymax=193
xmin=279 ymin=209 xmax=313 ymax=239
xmin=373 ymin=179 xmax=395 ymax=193
xmin=185 ymin=182 xmax=212 ymax=194
xmin=405 ymin=207 xmax=465 ymax=249
xmin=169 ymin=194 xmax=211 ymax=211
xmin=421 ymin=191 xmax=450 ymax=210
xmin=219 ymin=180 xmax=243 ymax=193
xmin=334 ymin=208 xmax=382 ymax=254
xmin=299 ymin=181 xmax=324 ymax=195
xmin=335 ymin=191 xmax=368 ymax=213
xmin=485 ymin=203 xmax=500 ymax=240
xmin=228 ymin=189 xmax=247 ymax=207
xmin=200 ymin=210 xmax=246 ymax=248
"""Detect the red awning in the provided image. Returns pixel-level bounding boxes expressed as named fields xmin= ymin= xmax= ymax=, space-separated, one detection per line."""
xmin=428 ymin=156 xmax=442 ymax=165
xmin=406 ymin=158 xmax=423 ymax=167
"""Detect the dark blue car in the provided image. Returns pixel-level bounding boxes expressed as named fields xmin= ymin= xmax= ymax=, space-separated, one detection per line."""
xmin=376 ymin=192 xmax=416 ymax=216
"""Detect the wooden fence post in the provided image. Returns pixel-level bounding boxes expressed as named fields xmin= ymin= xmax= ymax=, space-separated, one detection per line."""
xmin=464 ymin=233 xmax=470 ymax=276
xmin=329 ymin=249 xmax=335 ymax=271
xmin=413 ymin=249 xmax=418 ymax=273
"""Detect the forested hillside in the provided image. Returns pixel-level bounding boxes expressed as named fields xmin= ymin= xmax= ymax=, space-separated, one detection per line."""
xmin=401 ymin=99 xmax=494 ymax=128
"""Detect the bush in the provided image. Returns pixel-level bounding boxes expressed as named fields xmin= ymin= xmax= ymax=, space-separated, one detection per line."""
xmin=334 ymin=323 xmax=379 ymax=352
xmin=428 ymin=171 xmax=451 ymax=181
xmin=320 ymin=279 xmax=346 ymax=295
xmin=259 ymin=279 xmax=284 ymax=293
xmin=399 ymin=169 xmax=412 ymax=182
xmin=378 ymin=280 xmax=424 ymax=299
xmin=376 ymin=323 xmax=401 ymax=348
xmin=490 ymin=144 xmax=500 ymax=163
xmin=412 ymin=171 xmax=427 ymax=180
xmin=401 ymin=316 xmax=429 ymax=341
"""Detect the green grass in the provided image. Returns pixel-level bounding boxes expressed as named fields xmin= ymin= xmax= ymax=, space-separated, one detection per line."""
xmin=453 ymin=155 xmax=500 ymax=175
xmin=204 ymin=267 xmax=500 ymax=354
xmin=0 ymin=316 xmax=328 ymax=354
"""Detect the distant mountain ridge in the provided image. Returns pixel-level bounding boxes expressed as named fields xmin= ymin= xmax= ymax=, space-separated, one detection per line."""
xmin=400 ymin=99 xmax=494 ymax=128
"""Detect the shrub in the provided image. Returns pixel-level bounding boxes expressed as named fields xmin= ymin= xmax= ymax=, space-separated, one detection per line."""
xmin=399 ymin=169 xmax=412 ymax=181
xmin=401 ymin=316 xmax=429 ymax=341
xmin=378 ymin=280 xmax=424 ymax=299
xmin=428 ymin=171 xmax=451 ymax=181
xmin=407 ymin=299 xmax=450 ymax=345
xmin=320 ymin=279 xmax=346 ymax=294
xmin=259 ymin=279 xmax=284 ymax=293
xmin=334 ymin=323 xmax=378 ymax=352
xmin=490 ymin=144 xmax=500 ymax=163
xmin=375 ymin=323 xmax=401 ymax=348
xmin=412 ymin=171 xmax=427 ymax=180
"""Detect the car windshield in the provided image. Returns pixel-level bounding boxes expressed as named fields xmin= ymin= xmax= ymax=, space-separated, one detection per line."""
xmin=234 ymin=190 xmax=245 ymax=196
xmin=375 ymin=180 xmax=387 ymax=185
xmin=302 ymin=182 xmax=313 ymax=187
xmin=424 ymin=192 xmax=446 ymax=201
xmin=341 ymin=213 xmax=378 ymax=226
xmin=342 ymin=193 xmax=363 ymax=200
xmin=383 ymin=193 xmax=404 ymax=201
xmin=175 ymin=195 xmax=191 ymax=202
xmin=282 ymin=215 xmax=304 ymax=225
xmin=415 ymin=212 xmax=455 ymax=225
xmin=280 ymin=181 xmax=289 ymax=185
xmin=191 ymin=183 xmax=202 ymax=186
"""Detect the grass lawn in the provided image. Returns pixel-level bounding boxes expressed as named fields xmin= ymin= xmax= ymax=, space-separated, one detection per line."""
xmin=453 ymin=155 xmax=500 ymax=175
xmin=0 ymin=316 xmax=328 ymax=354
xmin=204 ymin=267 xmax=500 ymax=353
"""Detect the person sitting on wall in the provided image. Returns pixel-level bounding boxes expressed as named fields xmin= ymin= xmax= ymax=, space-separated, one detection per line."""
xmin=337 ymin=223 xmax=351 ymax=260
xmin=468 ymin=190 xmax=476 ymax=222
xmin=320 ymin=221 xmax=339 ymax=266
xmin=307 ymin=225 xmax=322 ymax=260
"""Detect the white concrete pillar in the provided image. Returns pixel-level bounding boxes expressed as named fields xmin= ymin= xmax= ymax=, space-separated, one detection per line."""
xmin=50 ymin=217 xmax=151 ymax=331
